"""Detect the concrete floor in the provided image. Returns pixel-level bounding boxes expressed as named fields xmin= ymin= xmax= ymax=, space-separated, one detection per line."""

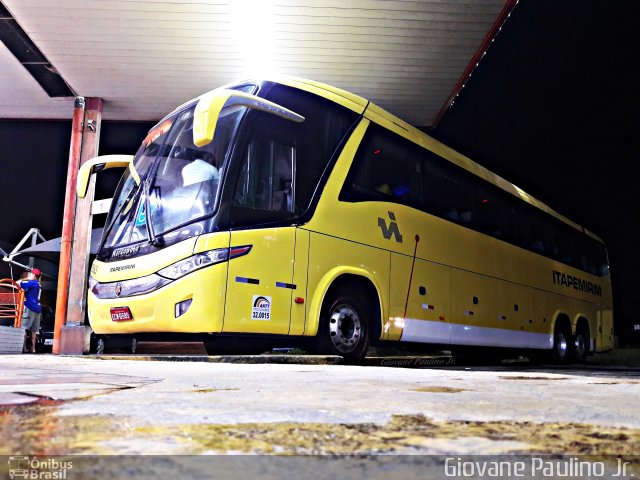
xmin=1 ymin=347 xmax=639 ymax=478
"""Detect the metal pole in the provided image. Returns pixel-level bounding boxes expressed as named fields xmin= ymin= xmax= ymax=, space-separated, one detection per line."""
xmin=28 ymin=228 xmax=37 ymax=269
xmin=53 ymin=97 xmax=85 ymax=354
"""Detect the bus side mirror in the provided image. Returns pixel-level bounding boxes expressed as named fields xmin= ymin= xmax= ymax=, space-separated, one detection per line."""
xmin=77 ymin=154 xmax=138 ymax=198
xmin=193 ymin=89 xmax=305 ymax=147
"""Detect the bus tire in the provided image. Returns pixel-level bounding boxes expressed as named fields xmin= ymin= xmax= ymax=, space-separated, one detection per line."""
xmin=571 ymin=325 xmax=589 ymax=363
xmin=317 ymin=286 xmax=370 ymax=361
xmin=551 ymin=322 xmax=572 ymax=364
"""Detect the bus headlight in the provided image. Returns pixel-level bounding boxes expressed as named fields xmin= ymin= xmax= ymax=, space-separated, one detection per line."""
xmin=158 ymin=248 xmax=229 ymax=280
xmin=91 ymin=274 xmax=171 ymax=299
xmin=89 ymin=246 xmax=251 ymax=299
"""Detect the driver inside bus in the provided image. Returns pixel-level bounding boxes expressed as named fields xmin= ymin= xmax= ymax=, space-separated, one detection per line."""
xmin=179 ymin=151 xmax=220 ymax=214
xmin=181 ymin=155 xmax=219 ymax=187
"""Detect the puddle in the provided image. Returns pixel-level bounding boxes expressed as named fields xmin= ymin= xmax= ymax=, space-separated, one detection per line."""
xmin=3 ymin=406 xmax=640 ymax=457
xmin=190 ymin=388 xmax=240 ymax=393
xmin=0 ymin=403 xmax=114 ymax=455
xmin=133 ymin=415 xmax=640 ymax=456
xmin=589 ymin=381 xmax=640 ymax=385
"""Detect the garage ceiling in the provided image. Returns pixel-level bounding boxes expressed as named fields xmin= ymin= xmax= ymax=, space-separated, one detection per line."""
xmin=0 ymin=0 xmax=510 ymax=126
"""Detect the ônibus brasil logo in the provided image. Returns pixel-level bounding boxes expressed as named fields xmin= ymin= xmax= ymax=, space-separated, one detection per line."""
xmin=8 ymin=456 xmax=73 ymax=479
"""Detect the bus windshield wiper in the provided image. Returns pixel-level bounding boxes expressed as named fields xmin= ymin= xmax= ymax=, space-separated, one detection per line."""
xmin=143 ymin=179 xmax=158 ymax=246
xmin=98 ymin=182 xmax=142 ymax=253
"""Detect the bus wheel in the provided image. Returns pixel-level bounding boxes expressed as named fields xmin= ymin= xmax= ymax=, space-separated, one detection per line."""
xmin=571 ymin=326 xmax=589 ymax=363
xmin=318 ymin=287 xmax=370 ymax=361
xmin=551 ymin=323 xmax=572 ymax=364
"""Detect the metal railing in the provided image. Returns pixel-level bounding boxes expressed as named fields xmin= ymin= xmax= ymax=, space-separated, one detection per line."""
xmin=0 ymin=278 xmax=24 ymax=327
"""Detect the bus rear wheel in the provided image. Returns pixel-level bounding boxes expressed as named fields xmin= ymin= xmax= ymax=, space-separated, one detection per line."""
xmin=551 ymin=323 xmax=572 ymax=364
xmin=317 ymin=287 xmax=370 ymax=361
xmin=571 ymin=326 xmax=589 ymax=363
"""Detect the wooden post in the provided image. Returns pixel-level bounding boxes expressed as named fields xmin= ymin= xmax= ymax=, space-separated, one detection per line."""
xmin=53 ymin=97 xmax=85 ymax=354
xmin=66 ymin=98 xmax=103 ymax=327
xmin=53 ymin=97 xmax=103 ymax=354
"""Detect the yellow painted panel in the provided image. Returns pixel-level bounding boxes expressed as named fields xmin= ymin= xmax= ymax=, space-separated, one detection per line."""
xmin=290 ymin=229 xmax=310 ymax=335
xmin=312 ymin=192 xmax=611 ymax=311
xmin=194 ymin=231 xmax=231 ymax=253
xmin=304 ymin=231 xmax=389 ymax=338
xmin=390 ymin=254 xmax=451 ymax=342
xmin=223 ymin=227 xmax=296 ymax=334
xmin=597 ymin=309 xmax=614 ymax=351
xmin=451 ymin=270 xmax=507 ymax=331
xmin=451 ymin=270 xmax=542 ymax=335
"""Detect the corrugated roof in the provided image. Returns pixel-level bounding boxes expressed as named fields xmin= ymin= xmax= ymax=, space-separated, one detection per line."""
xmin=0 ymin=0 xmax=509 ymax=125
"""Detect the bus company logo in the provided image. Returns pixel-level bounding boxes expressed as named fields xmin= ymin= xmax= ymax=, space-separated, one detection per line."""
xmin=552 ymin=270 xmax=602 ymax=297
xmin=8 ymin=456 xmax=73 ymax=479
xmin=378 ymin=211 xmax=403 ymax=243
xmin=111 ymin=245 xmax=140 ymax=259
xmin=251 ymin=295 xmax=272 ymax=321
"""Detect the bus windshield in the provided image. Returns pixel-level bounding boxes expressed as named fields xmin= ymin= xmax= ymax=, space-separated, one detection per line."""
xmin=102 ymin=104 xmax=245 ymax=251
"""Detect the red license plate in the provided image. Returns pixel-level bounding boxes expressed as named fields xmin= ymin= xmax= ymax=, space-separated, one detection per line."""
xmin=110 ymin=306 xmax=133 ymax=322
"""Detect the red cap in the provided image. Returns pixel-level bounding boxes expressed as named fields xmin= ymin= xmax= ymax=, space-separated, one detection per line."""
xmin=31 ymin=268 xmax=41 ymax=277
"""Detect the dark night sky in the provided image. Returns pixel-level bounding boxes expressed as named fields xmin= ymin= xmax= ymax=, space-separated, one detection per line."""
xmin=1 ymin=0 xmax=638 ymax=341
xmin=429 ymin=0 xmax=640 ymax=342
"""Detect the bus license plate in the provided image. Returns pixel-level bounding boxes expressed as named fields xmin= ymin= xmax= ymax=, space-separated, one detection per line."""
xmin=110 ymin=306 xmax=133 ymax=322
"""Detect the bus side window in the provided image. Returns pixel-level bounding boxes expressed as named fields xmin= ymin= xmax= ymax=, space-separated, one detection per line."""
xmin=341 ymin=124 xmax=423 ymax=208
xmin=271 ymin=143 xmax=295 ymax=212
xmin=471 ymin=185 xmax=517 ymax=242
xmin=421 ymin=150 xmax=473 ymax=225
xmin=232 ymin=127 xmax=296 ymax=218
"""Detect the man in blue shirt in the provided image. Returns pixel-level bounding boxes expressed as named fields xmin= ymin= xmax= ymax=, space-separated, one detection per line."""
xmin=20 ymin=268 xmax=42 ymax=353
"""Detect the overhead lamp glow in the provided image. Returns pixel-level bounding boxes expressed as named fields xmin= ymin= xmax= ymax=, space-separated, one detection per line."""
xmin=229 ymin=0 xmax=281 ymax=78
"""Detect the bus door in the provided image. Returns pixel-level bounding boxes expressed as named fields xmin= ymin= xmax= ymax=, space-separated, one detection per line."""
xmin=224 ymin=227 xmax=296 ymax=334
xmin=223 ymin=127 xmax=301 ymax=335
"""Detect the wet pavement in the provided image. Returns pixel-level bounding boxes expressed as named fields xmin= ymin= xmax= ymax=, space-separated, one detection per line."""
xmin=1 ymin=347 xmax=640 ymax=458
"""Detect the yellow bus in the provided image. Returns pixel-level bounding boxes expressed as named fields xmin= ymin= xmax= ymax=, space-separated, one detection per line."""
xmin=78 ymin=76 xmax=613 ymax=361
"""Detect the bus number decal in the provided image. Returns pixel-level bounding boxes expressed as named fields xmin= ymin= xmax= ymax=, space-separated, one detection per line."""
xmin=252 ymin=295 xmax=272 ymax=321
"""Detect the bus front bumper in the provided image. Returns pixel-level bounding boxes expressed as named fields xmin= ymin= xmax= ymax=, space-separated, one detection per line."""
xmin=87 ymin=264 xmax=227 ymax=334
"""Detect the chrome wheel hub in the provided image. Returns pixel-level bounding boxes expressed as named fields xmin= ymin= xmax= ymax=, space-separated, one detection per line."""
xmin=329 ymin=304 xmax=361 ymax=353
xmin=556 ymin=331 xmax=568 ymax=358
xmin=574 ymin=334 xmax=586 ymax=356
